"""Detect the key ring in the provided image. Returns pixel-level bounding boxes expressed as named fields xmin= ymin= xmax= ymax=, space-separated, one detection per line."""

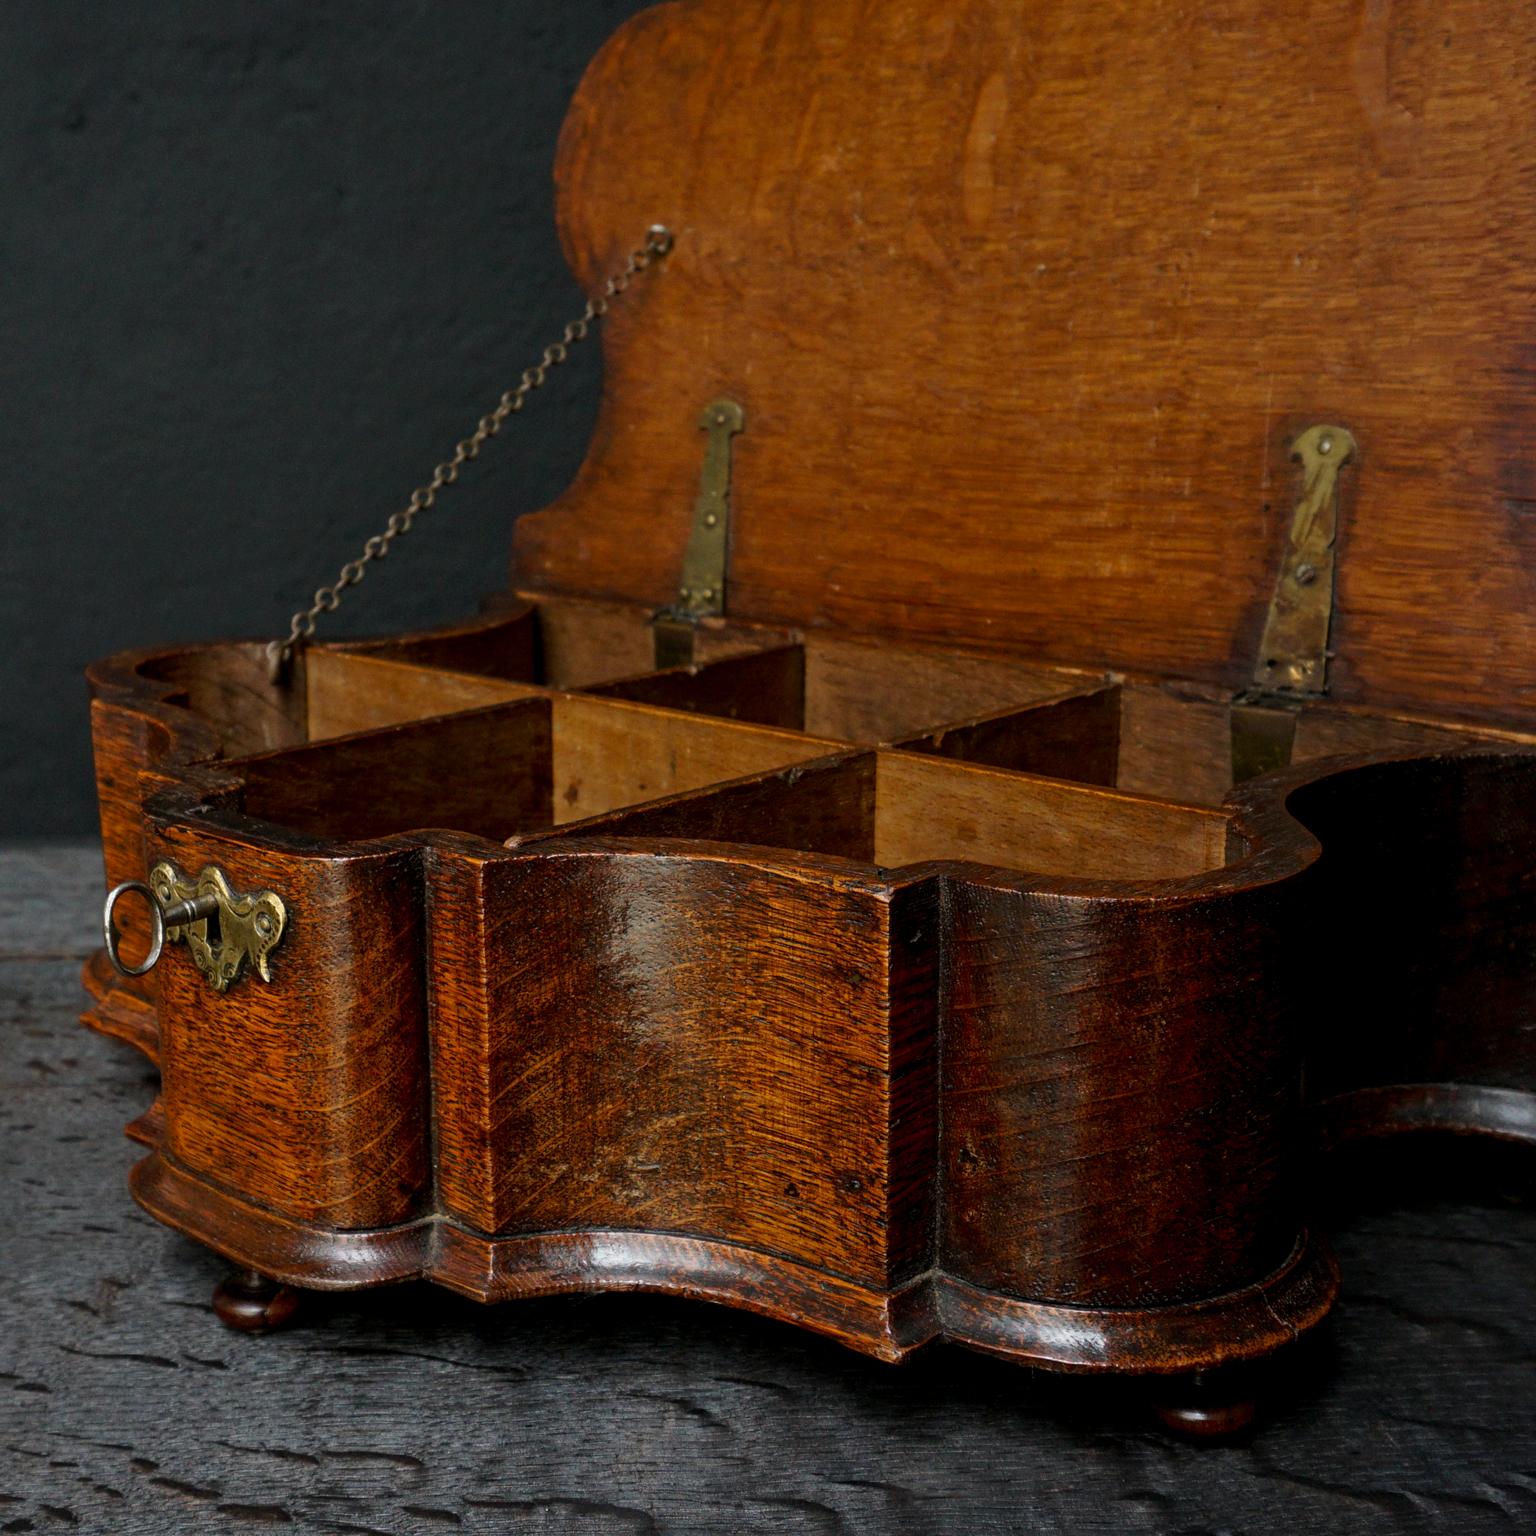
xmin=102 ymin=878 xmax=218 ymax=977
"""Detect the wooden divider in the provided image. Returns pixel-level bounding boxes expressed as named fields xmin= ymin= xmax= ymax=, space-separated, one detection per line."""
xmin=510 ymin=746 xmax=1230 ymax=883
xmin=306 ymin=652 xmax=541 ymax=741
xmin=892 ymin=686 xmax=1121 ymax=786
xmin=235 ymin=701 xmax=555 ymax=842
xmin=236 ymin=691 xmax=837 ymax=843
xmin=872 ymin=754 xmax=1229 ymax=880
xmin=546 ymin=695 xmax=833 ymax=825
xmin=800 ymin=631 xmax=1096 ymax=743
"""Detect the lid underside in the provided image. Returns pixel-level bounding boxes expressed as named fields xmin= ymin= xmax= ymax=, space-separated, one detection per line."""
xmin=513 ymin=0 xmax=1536 ymax=727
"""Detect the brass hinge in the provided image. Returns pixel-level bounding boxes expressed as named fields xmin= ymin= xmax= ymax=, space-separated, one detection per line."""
xmin=1231 ymin=424 xmax=1357 ymax=783
xmin=653 ymin=398 xmax=745 ymax=669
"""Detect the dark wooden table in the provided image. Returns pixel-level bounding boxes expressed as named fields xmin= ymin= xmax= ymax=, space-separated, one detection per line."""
xmin=3 ymin=843 xmax=1533 ymax=1534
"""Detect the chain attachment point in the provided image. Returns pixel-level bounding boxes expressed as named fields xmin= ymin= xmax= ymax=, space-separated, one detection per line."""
xmin=266 ymin=224 xmax=675 ymax=684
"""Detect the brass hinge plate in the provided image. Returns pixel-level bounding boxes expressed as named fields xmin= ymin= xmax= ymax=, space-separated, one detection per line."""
xmin=1252 ymin=424 xmax=1356 ymax=697
xmin=653 ymin=398 xmax=744 ymax=668
xmin=1232 ymin=424 xmax=1357 ymax=783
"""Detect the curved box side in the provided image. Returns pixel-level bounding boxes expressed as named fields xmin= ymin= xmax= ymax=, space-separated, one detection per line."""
xmin=145 ymin=814 xmax=431 ymax=1232
xmin=940 ymin=872 xmax=1305 ymax=1309
xmin=78 ymin=632 xmax=1536 ymax=1383
xmin=85 ymin=643 xmax=306 ymax=1055
xmin=1284 ymin=754 xmax=1536 ymax=1141
xmin=424 ymin=840 xmax=941 ymax=1293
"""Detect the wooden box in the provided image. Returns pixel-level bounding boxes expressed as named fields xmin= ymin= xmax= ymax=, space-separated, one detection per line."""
xmin=83 ymin=0 xmax=1536 ymax=1433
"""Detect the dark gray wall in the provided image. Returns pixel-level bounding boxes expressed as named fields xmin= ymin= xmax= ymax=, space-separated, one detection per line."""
xmin=3 ymin=0 xmax=654 ymax=839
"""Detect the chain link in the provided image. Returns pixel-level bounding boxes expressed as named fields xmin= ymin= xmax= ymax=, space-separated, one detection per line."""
xmin=268 ymin=224 xmax=675 ymax=680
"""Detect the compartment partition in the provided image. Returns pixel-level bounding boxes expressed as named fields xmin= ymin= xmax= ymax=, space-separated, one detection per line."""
xmin=797 ymin=631 xmax=1100 ymax=742
xmin=509 ymin=747 xmax=1229 ymax=882
xmin=234 ymin=695 xmax=836 ymax=842
xmin=266 ymin=607 xmax=1532 ymax=874
xmin=303 ymin=635 xmax=1099 ymax=749
xmin=82 ymin=0 xmax=1536 ymax=1411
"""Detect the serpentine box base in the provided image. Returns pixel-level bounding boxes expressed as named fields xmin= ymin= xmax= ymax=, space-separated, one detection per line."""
xmin=82 ymin=596 xmax=1536 ymax=1407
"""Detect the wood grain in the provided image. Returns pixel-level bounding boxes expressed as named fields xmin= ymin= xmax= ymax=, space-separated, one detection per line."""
xmin=941 ymin=866 xmax=1306 ymax=1307
xmin=44 ymin=0 xmax=1536 ymax=1506
xmin=545 ymin=694 xmax=835 ymax=824
xmin=873 ymin=752 xmax=1228 ymax=880
xmin=506 ymin=751 xmax=878 ymax=863
xmin=72 ymin=0 xmax=1536 ymax=1388
xmin=586 ymin=644 xmax=807 ymax=729
xmin=236 ymin=700 xmax=556 ymax=841
xmin=518 ymin=0 xmax=1536 ymax=730
xmin=529 ymin=590 xmax=788 ymax=686
xmin=424 ymin=841 xmax=930 ymax=1290
xmin=306 ymin=651 xmax=543 ymax=740
xmin=147 ymin=816 xmax=431 ymax=1230
xmin=891 ymin=686 xmax=1122 ymax=787
xmin=801 ymin=633 xmax=1095 ymax=745
xmin=82 ymin=573 xmax=1536 ymax=1414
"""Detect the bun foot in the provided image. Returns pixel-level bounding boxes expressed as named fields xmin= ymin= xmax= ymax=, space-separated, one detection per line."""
xmin=212 ymin=1268 xmax=303 ymax=1334
xmin=1150 ymin=1367 xmax=1259 ymax=1439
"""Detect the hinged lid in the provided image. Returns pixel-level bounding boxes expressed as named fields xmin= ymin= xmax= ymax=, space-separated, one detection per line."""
xmin=513 ymin=0 xmax=1536 ymax=727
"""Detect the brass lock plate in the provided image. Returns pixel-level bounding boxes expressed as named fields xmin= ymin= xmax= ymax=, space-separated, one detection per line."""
xmin=148 ymin=862 xmax=287 ymax=993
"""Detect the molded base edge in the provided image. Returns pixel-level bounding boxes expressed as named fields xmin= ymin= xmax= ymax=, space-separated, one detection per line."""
xmin=81 ymin=955 xmax=158 ymax=1062
xmin=131 ymin=1149 xmax=1338 ymax=1376
xmin=1320 ymin=1083 xmax=1536 ymax=1147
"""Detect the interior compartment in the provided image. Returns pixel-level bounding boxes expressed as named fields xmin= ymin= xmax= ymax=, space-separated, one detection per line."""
xmin=338 ymin=593 xmax=785 ymax=690
xmin=508 ymin=748 xmax=1231 ymax=883
xmin=138 ymin=594 xmax=1535 ymax=869
xmin=796 ymin=631 xmax=1098 ymax=741
xmin=892 ymin=680 xmax=1534 ymax=808
xmin=305 ymin=654 xmax=542 ymax=741
xmin=304 ymin=627 xmax=1099 ymax=747
xmin=229 ymin=694 xmax=835 ymax=842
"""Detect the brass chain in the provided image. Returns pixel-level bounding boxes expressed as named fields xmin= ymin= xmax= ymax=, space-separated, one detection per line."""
xmin=268 ymin=224 xmax=674 ymax=680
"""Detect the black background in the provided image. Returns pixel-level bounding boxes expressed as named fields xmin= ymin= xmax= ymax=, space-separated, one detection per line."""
xmin=4 ymin=0 xmax=653 ymax=839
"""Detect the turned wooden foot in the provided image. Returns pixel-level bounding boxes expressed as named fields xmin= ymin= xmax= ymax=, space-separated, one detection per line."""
xmin=1150 ymin=1366 xmax=1259 ymax=1439
xmin=212 ymin=1268 xmax=303 ymax=1333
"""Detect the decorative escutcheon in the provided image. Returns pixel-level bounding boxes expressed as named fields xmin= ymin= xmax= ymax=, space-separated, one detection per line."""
xmin=102 ymin=862 xmax=287 ymax=993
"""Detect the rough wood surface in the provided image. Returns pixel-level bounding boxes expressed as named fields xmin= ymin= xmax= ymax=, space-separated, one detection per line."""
xmin=6 ymin=843 xmax=1535 ymax=1532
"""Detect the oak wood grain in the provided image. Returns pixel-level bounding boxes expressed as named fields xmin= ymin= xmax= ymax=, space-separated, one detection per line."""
xmin=801 ymin=633 xmax=1097 ymax=745
xmin=424 ymin=841 xmax=926 ymax=1288
xmin=84 ymin=610 xmax=1536 ymax=1381
xmin=891 ymin=686 xmax=1122 ymax=787
xmin=873 ymin=752 xmax=1228 ymax=880
xmin=306 ymin=651 xmax=544 ymax=740
xmin=148 ymin=819 xmax=431 ymax=1230
xmin=236 ymin=700 xmax=556 ymax=841
xmin=544 ymin=693 xmax=834 ymax=823
xmin=518 ymin=0 xmax=1536 ymax=731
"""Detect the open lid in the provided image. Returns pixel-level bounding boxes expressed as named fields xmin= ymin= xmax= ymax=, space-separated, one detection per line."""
xmin=513 ymin=0 xmax=1536 ymax=727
